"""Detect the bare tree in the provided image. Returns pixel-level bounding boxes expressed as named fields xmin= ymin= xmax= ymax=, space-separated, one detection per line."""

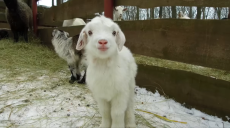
xmin=159 ymin=7 xmax=162 ymax=18
xmin=197 ymin=7 xmax=201 ymax=19
xmin=57 ymin=0 xmax=62 ymax=5
xmin=171 ymin=6 xmax=176 ymax=18
xmin=215 ymin=7 xmax=222 ymax=19
xmin=205 ymin=7 xmax=211 ymax=19
xmin=136 ymin=7 xmax=139 ymax=20
xmin=52 ymin=0 xmax=54 ymax=6
xmin=189 ymin=7 xmax=193 ymax=18
xmin=150 ymin=8 xmax=154 ymax=19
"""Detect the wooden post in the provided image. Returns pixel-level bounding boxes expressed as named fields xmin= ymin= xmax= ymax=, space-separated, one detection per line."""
xmin=32 ymin=0 xmax=38 ymax=35
xmin=228 ymin=8 xmax=230 ymax=19
xmin=57 ymin=0 xmax=62 ymax=5
xmin=104 ymin=0 xmax=113 ymax=20
xmin=52 ymin=0 xmax=54 ymax=6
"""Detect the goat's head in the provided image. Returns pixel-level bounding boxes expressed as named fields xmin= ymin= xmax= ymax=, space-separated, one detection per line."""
xmin=76 ymin=16 xmax=126 ymax=59
xmin=178 ymin=11 xmax=184 ymax=18
xmin=3 ymin=0 xmax=18 ymax=12
xmin=114 ymin=6 xmax=127 ymax=20
xmin=52 ymin=29 xmax=69 ymax=40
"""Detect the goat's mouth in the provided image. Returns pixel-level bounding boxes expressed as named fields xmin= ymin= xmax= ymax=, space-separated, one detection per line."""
xmin=52 ymin=31 xmax=57 ymax=37
xmin=98 ymin=47 xmax=108 ymax=51
xmin=51 ymin=30 xmax=55 ymax=37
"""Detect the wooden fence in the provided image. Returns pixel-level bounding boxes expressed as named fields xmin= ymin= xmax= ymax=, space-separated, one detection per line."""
xmin=1 ymin=0 xmax=230 ymax=120
xmin=37 ymin=0 xmax=230 ymax=120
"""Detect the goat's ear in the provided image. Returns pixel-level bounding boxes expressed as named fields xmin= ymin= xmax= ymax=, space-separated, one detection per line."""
xmin=65 ymin=32 xmax=69 ymax=37
xmin=76 ymin=30 xmax=87 ymax=50
xmin=114 ymin=6 xmax=118 ymax=11
xmin=116 ymin=28 xmax=126 ymax=51
xmin=123 ymin=8 xmax=127 ymax=11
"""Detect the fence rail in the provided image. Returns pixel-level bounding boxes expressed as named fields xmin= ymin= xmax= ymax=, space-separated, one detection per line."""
xmin=116 ymin=0 xmax=230 ymax=8
xmin=0 ymin=12 xmax=6 ymax=23
xmin=118 ymin=19 xmax=230 ymax=71
xmin=37 ymin=19 xmax=230 ymax=71
xmin=137 ymin=64 xmax=230 ymax=121
xmin=38 ymin=0 xmax=104 ymax=26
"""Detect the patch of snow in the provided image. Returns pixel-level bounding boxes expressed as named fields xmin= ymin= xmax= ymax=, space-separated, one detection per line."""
xmin=0 ymin=69 xmax=229 ymax=128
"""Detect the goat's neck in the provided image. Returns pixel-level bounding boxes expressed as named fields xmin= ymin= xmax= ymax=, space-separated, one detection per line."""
xmin=88 ymin=53 xmax=119 ymax=67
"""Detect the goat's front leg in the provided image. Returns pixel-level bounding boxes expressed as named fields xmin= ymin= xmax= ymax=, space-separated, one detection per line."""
xmin=125 ymin=93 xmax=136 ymax=127
xmin=77 ymin=70 xmax=86 ymax=84
xmin=111 ymin=94 xmax=128 ymax=128
xmin=96 ymin=98 xmax=111 ymax=128
xmin=68 ymin=65 xmax=80 ymax=84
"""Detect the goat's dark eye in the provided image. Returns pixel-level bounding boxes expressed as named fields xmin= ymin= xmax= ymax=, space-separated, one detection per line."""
xmin=112 ymin=31 xmax=116 ymax=36
xmin=88 ymin=31 xmax=92 ymax=36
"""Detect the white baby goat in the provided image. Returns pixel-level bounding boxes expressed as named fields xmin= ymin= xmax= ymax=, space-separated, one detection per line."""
xmin=76 ymin=16 xmax=137 ymax=128
xmin=63 ymin=18 xmax=86 ymax=27
xmin=93 ymin=6 xmax=127 ymax=22
xmin=178 ymin=11 xmax=190 ymax=19
xmin=114 ymin=6 xmax=127 ymax=21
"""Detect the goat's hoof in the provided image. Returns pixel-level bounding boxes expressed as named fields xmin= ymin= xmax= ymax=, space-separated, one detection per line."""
xmin=76 ymin=74 xmax=81 ymax=80
xmin=70 ymin=75 xmax=78 ymax=81
xmin=69 ymin=79 xmax=75 ymax=84
xmin=125 ymin=125 xmax=136 ymax=128
xmin=77 ymin=80 xmax=85 ymax=84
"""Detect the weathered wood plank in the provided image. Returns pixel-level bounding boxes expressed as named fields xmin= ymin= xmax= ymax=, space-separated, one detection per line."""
xmin=0 ymin=8 xmax=5 ymax=13
xmin=0 ymin=1 xmax=5 ymax=8
xmin=116 ymin=0 xmax=230 ymax=8
xmin=37 ymin=14 xmax=63 ymax=27
xmin=38 ymin=0 xmax=104 ymax=26
xmin=136 ymin=64 xmax=230 ymax=121
xmin=117 ymin=19 xmax=230 ymax=71
xmin=37 ymin=13 xmax=95 ymax=27
xmin=0 ymin=23 xmax=9 ymax=28
xmin=37 ymin=22 xmax=230 ymax=120
xmin=38 ymin=19 xmax=230 ymax=71
xmin=37 ymin=6 xmax=50 ymax=14
xmin=0 ymin=13 xmax=7 ymax=23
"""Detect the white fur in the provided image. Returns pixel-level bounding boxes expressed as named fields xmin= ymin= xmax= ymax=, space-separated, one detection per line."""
xmin=178 ymin=11 xmax=190 ymax=19
xmin=76 ymin=16 xmax=137 ymax=128
xmin=51 ymin=29 xmax=87 ymax=79
xmin=63 ymin=18 xmax=86 ymax=27
xmin=94 ymin=6 xmax=127 ymax=21
xmin=113 ymin=6 xmax=127 ymax=21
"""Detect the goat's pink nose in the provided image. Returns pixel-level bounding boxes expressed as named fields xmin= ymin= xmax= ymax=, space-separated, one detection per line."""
xmin=98 ymin=40 xmax=107 ymax=45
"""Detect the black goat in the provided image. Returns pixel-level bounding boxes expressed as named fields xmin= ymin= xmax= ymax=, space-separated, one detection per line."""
xmin=4 ymin=0 xmax=33 ymax=42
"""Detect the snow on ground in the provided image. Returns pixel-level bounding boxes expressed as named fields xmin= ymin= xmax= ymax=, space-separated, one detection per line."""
xmin=0 ymin=69 xmax=229 ymax=128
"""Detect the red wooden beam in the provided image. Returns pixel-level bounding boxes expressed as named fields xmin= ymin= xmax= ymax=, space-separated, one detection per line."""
xmin=104 ymin=0 xmax=114 ymax=20
xmin=32 ymin=0 xmax=38 ymax=35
